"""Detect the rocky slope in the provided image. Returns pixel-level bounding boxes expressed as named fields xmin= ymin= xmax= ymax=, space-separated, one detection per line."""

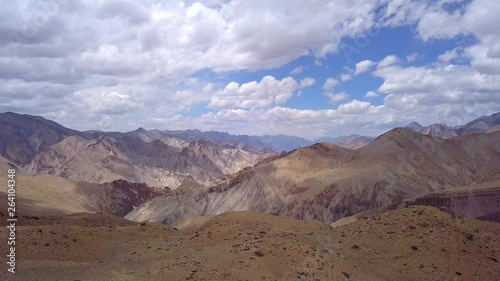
xmin=407 ymin=111 xmax=500 ymax=138
xmin=402 ymin=180 xmax=500 ymax=222
xmin=329 ymin=134 xmax=374 ymax=150
xmin=0 ymin=158 xmax=166 ymax=217
xmin=0 ymin=112 xmax=275 ymax=188
xmin=25 ymin=133 xmax=271 ymax=188
xmin=126 ymin=129 xmax=500 ymax=225
xmin=161 ymin=129 xmax=277 ymax=154
xmin=0 ymin=112 xmax=87 ymax=165
xmin=2 ymin=206 xmax=498 ymax=280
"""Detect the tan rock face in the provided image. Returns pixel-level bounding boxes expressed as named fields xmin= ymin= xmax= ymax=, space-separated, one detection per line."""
xmin=24 ymin=134 xmax=272 ymax=188
xmin=0 ymin=162 xmax=167 ymax=218
xmin=403 ymin=181 xmax=500 ymax=222
xmin=0 ymin=113 xmax=275 ymax=189
xmin=127 ymin=129 xmax=500 ymax=225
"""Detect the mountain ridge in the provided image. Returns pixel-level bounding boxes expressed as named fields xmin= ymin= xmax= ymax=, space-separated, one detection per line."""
xmin=126 ymin=128 xmax=500 ymax=225
xmin=405 ymin=112 xmax=500 ymax=138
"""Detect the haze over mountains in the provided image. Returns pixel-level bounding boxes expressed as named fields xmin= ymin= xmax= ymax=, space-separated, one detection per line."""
xmin=405 ymin=112 xmax=500 ymax=138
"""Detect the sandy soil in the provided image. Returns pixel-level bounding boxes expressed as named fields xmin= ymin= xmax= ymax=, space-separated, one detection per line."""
xmin=1 ymin=206 xmax=499 ymax=281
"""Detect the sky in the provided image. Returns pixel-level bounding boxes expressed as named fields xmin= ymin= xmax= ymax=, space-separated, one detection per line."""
xmin=1 ymin=0 xmax=499 ymax=139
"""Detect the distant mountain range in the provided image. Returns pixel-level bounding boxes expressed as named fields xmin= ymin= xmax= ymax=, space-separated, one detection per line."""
xmin=405 ymin=112 xmax=500 ymax=138
xmin=0 ymin=112 xmax=275 ymax=188
xmin=314 ymin=135 xmax=375 ymax=150
xmin=1 ymin=111 xmax=499 ymax=189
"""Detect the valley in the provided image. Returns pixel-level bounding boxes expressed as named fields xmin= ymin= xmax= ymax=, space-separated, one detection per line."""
xmin=0 ymin=111 xmax=499 ymax=280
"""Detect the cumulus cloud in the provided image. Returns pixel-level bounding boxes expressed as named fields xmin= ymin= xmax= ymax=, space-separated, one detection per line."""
xmin=340 ymin=73 xmax=353 ymax=82
xmin=378 ymin=55 xmax=399 ymax=68
xmin=364 ymin=91 xmax=379 ymax=98
xmin=1 ymin=0 xmax=499 ymax=138
xmin=373 ymin=62 xmax=500 ymax=123
xmin=325 ymin=92 xmax=349 ymax=103
xmin=70 ymin=90 xmax=140 ymax=115
xmin=299 ymin=77 xmax=316 ymax=88
xmin=0 ymin=0 xmax=387 ymax=126
xmin=323 ymin=78 xmax=338 ymax=92
xmin=290 ymin=66 xmax=304 ymax=75
xmin=322 ymin=78 xmax=349 ymax=103
xmin=354 ymin=60 xmax=375 ymax=75
xmin=406 ymin=53 xmax=419 ymax=62
xmin=208 ymin=76 xmax=300 ymax=109
xmin=438 ymin=48 xmax=460 ymax=62
xmin=337 ymin=100 xmax=372 ymax=114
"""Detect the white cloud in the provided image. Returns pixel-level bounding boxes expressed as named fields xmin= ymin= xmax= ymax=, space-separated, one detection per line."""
xmin=290 ymin=66 xmax=304 ymax=75
xmin=1 ymin=0 xmax=499 ymax=138
xmin=70 ymin=89 xmax=139 ymax=115
xmin=208 ymin=76 xmax=299 ymax=109
xmin=323 ymin=78 xmax=338 ymax=92
xmin=466 ymin=45 xmax=500 ymax=75
xmin=300 ymin=77 xmax=316 ymax=88
xmin=373 ymin=61 xmax=500 ymax=124
xmin=325 ymin=92 xmax=349 ymax=103
xmin=354 ymin=60 xmax=375 ymax=75
xmin=406 ymin=53 xmax=419 ymax=62
xmin=171 ymin=87 xmax=212 ymax=110
xmin=322 ymin=78 xmax=348 ymax=103
xmin=148 ymin=105 xmax=394 ymax=139
xmin=378 ymin=55 xmax=399 ymax=68
xmin=338 ymin=100 xmax=372 ymax=114
xmin=340 ymin=72 xmax=353 ymax=82
xmin=438 ymin=48 xmax=460 ymax=62
xmin=364 ymin=91 xmax=379 ymax=98
xmin=416 ymin=8 xmax=464 ymax=42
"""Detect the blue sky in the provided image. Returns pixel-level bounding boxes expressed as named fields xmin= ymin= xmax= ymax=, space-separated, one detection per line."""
xmin=1 ymin=0 xmax=499 ymax=139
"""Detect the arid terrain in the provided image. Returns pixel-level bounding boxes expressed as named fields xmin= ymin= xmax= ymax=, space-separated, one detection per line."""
xmin=2 ymin=0 xmax=500 ymax=279
xmin=1 ymin=206 xmax=499 ymax=281
xmin=0 ymin=112 xmax=276 ymax=188
xmin=127 ymin=128 xmax=500 ymax=225
xmin=1 ymin=112 xmax=499 ymax=280
xmin=0 ymin=156 xmax=165 ymax=217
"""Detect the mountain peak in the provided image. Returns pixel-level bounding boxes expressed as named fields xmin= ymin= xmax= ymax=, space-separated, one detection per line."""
xmin=405 ymin=122 xmax=423 ymax=130
xmin=135 ymin=127 xmax=149 ymax=133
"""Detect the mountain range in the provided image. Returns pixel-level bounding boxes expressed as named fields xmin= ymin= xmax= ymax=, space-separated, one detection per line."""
xmin=0 ymin=112 xmax=276 ymax=188
xmin=1 ymin=111 xmax=499 ymax=226
xmin=126 ymin=128 xmax=500 ymax=224
xmin=405 ymin=112 xmax=500 ymax=138
xmin=0 ymin=112 xmax=382 ymax=188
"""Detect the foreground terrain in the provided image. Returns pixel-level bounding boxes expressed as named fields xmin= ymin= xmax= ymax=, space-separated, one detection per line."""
xmin=1 ymin=206 xmax=499 ymax=281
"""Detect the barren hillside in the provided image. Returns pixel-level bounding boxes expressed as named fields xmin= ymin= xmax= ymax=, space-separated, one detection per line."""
xmin=127 ymin=129 xmax=500 ymax=225
xmin=2 ymin=206 xmax=498 ymax=280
